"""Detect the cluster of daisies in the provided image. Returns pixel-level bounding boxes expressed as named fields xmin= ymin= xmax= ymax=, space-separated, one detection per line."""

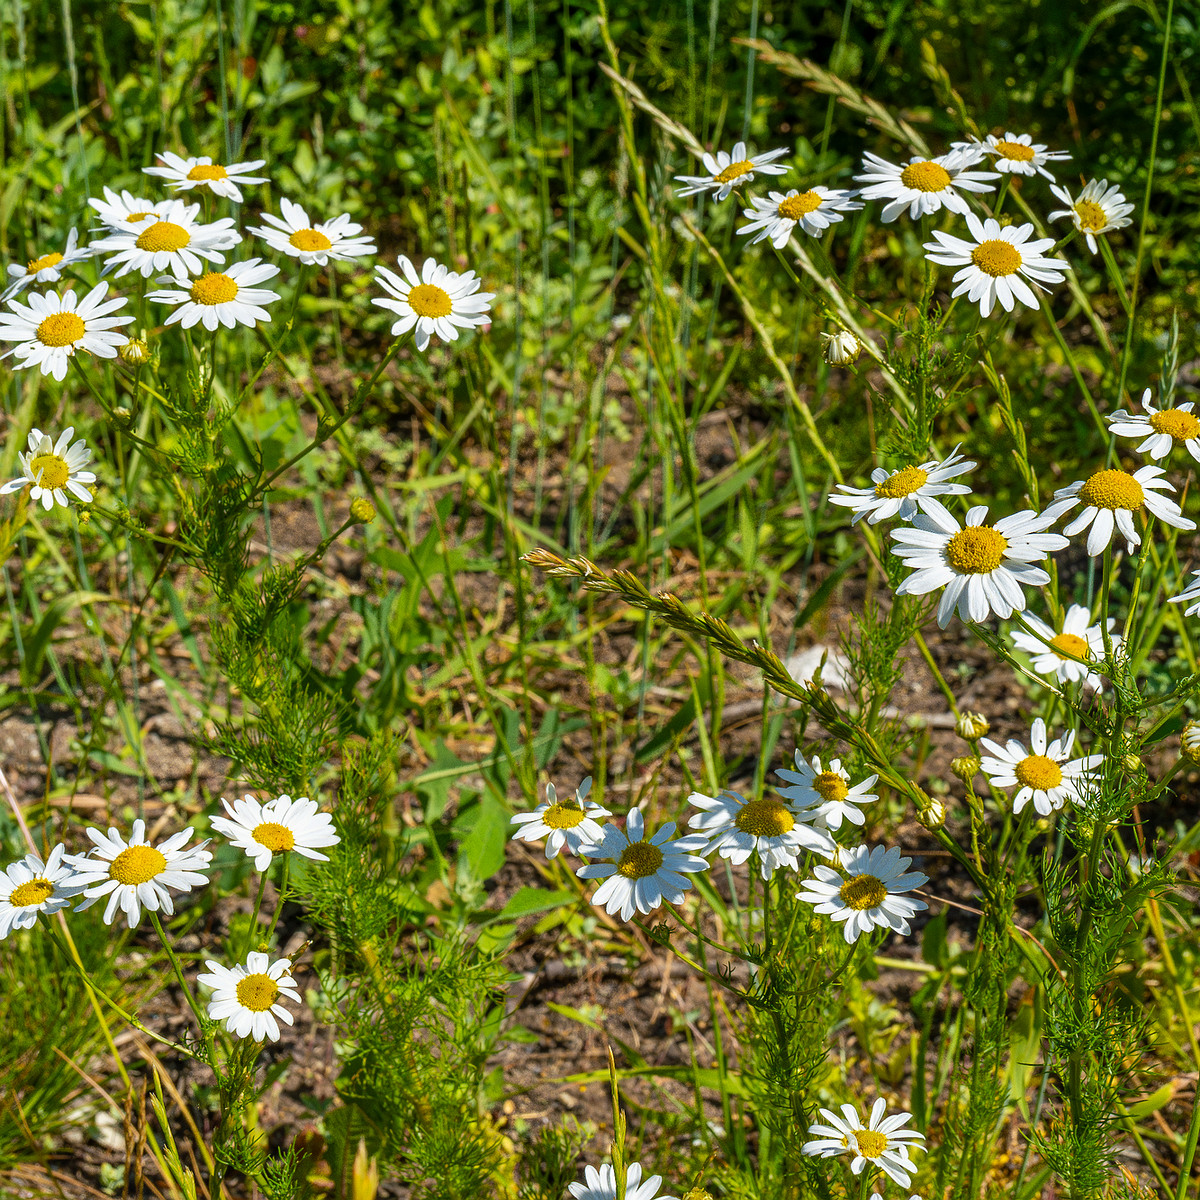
xmin=0 ymin=150 xmax=494 ymax=383
xmin=676 ymin=132 xmax=1133 ymax=324
xmin=0 ymin=793 xmax=337 ymax=1043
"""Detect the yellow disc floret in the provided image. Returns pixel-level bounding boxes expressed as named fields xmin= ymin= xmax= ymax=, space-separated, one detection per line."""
xmin=1049 ymin=632 xmax=1090 ymax=660
xmin=1078 ymin=468 xmax=1144 ymax=512
xmin=1074 ymin=200 xmax=1109 ymax=233
xmin=190 ymin=272 xmax=239 ymax=305
xmin=235 ymin=973 xmax=279 ymax=1012
xmin=136 ymin=221 xmax=191 ymax=252
xmin=109 ymin=845 xmax=167 ymax=885
xmin=734 ymin=798 xmax=795 ymax=838
xmin=541 ymin=802 xmax=586 ymax=830
xmin=289 ymin=228 xmax=333 ymax=252
xmin=252 ymin=822 xmax=296 ymax=853
xmin=187 ymin=164 xmax=229 ymax=182
xmin=617 ymin=841 xmax=665 ymax=880
xmin=407 ymin=283 xmax=453 ymax=318
xmin=839 ymin=873 xmax=888 ymax=911
xmin=995 ymin=140 xmax=1036 ymax=162
xmin=1014 ymin=754 xmax=1063 ymax=791
xmin=29 ymin=454 xmax=70 ymax=490
xmin=853 ymin=1129 xmax=889 ymax=1159
xmin=899 ymin=160 xmax=952 ymax=192
xmin=1149 ymin=408 xmax=1200 ymax=442
xmin=26 ymin=252 xmax=64 ymax=273
xmin=945 ymin=526 xmax=1008 ymax=574
xmin=36 ymin=312 xmax=86 ymax=347
xmin=971 ymin=239 xmax=1022 ymax=277
xmin=874 ymin=465 xmax=929 ymax=500
xmin=10 ymin=878 xmax=54 ymax=907
xmin=713 ymin=159 xmax=755 ymax=185
xmin=813 ymin=772 xmax=849 ymax=804
xmin=778 ymin=191 xmax=824 ymax=219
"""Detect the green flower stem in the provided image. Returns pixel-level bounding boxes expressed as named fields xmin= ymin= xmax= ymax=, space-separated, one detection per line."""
xmin=265 ymin=853 xmax=291 ymax=944
xmin=149 ymin=909 xmax=207 ymax=1031
xmin=242 ymin=868 xmax=270 ymax=959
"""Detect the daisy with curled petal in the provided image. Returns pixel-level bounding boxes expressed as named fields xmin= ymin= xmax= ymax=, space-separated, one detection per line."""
xmin=91 ymin=199 xmax=241 ymax=279
xmin=576 ymin=808 xmax=709 ymax=923
xmin=1043 ymin=465 xmax=1194 ymax=557
xmin=0 ymin=283 xmax=133 ymax=381
xmin=977 ymin=131 xmax=1071 ymax=180
xmin=736 ymin=186 xmax=863 ymax=247
xmin=87 ymin=187 xmax=169 ymax=230
xmin=0 ymin=426 xmax=97 ymax=510
xmin=65 ymin=819 xmax=212 ymax=929
xmin=210 ymin=793 xmax=340 ymax=873
xmin=568 ymin=1162 xmax=678 ymax=1200
xmin=372 ymin=255 xmax=494 ymax=352
xmin=4 ymin=228 xmax=96 ymax=300
xmin=1048 ymin=178 xmax=1134 ymax=254
xmin=774 ymin=752 xmax=877 ymax=830
xmin=980 ymin=718 xmax=1102 ymax=816
xmin=803 ymin=1097 xmax=926 ymax=1187
xmin=923 ymin=213 xmax=1070 ymax=318
xmin=147 ymin=259 xmax=281 ymax=332
xmin=0 ymin=845 xmax=83 ymax=938
xmin=829 ymin=445 xmax=975 ymax=526
xmin=1169 ymin=570 xmax=1200 ymax=617
xmin=891 ymin=503 xmax=1068 ymax=629
xmin=247 ymin=197 xmax=378 ymax=265
xmin=853 ymin=147 xmax=997 ymax=223
xmin=143 ymin=152 xmax=269 ymax=203
xmin=1010 ymin=604 xmax=1118 ymax=692
xmin=511 ymin=776 xmax=611 ymax=859
xmin=1107 ymin=388 xmax=1200 ymax=463
xmin=197 ymin=951 xmax=302 ymax=1042
xmin=795 ymin=844 xmax=928 ymax=944
xmin=685 ymin=787 xmax=836 ymax=880
xmin=673 ymin=140 xmax=790 ymax=202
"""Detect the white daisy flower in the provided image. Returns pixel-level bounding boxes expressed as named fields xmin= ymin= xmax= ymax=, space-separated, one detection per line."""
xmin=209 ymin=793 xmax=340 ymax=873
xmin=0 ymin=426 xmax=97 ymax=510
xmin=853 ymin=147 xmax=997 ymax=222
xmin=673 ymin=140 xmax=790 ymax=202
xmin=511 ymin=776 xmax=611 ymax=859
xmin=821 ymin=330 xmax=862 ymax=365
xmin=146 ymin=258 xmax=281 ymax=332
xmin=372 ymin=255 xmax=494 ymax=352
xmin=0 ymin=283 xmax=133 ymax=381
xmin=1107 ymin=388 xmax=1200 ymax=463
xmin=4 ymin=228 xmax=96 ymax=299
xmin=0 ymin=845 xmax=82 ymax=938
xmin=65 ymin=819 xmax=212 ymax=929
xmin=1048 ymin=178 xmax=1135 ymax=254
xmin=1010 ymin=604 xmax=1118 ymax=691
xmin=803 ymin=1098 xmax=926 ymax=1187
xmin=685 ymin=787 xmax=836 ymax=880
xmin=87 ymin=187 xmax=169 ymax=230
xmin=1169 ymin=570 xmax=1200 ymax=617
xmin=979 ymin=718 xmax=1102 ymax=816
xmin=923 ymin=213 xmax=1070 ymax=318
xmin=890 ymin=503 xmax=1068 ymax=628
xmin=1043 ymin=465 xmax=1194 ymax=556
xmin=91 ymin=199 xmax=241 ymax=280
xmin=795 ymin=844 xmax=928 ymax=943
xmin=576 ymin=808 xmax=709 ymax=923
xmin=829 ymin=445 xmax=975 ymax=526
xmin=774 ymin=753 xmax=878 ymax=830
xmin=143 ymin=152 xmax=268 ymax=203
xmin=736 ymin=187 xmax=863 ymax=247
xmin=196 ymin=951 xmax=302 ymax=1042
xmin=974 ymin=131 xmax=1071 ymax=180
xmin=247 ymin=198 xmax=378 ymax=265
xmin=568 ymin=1162 xmax=678 ymax=1200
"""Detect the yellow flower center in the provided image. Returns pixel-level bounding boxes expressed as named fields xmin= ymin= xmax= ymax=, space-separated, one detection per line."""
xmin=187 ymin=163 xmax=229 ymax=181
xmin=1149 ymin=408 xmax=1200 ymax=442
xmin=235 ymin=972 xmax=279 ymax=1012
xmin=995 ymin=140 xmax=1036 ymax=162
xmin=1014 ymin=754 xmax=1063 ymax=791
xmin=839 ymin=874 xmax=888 ymax=910
xmin=1074 ymin=199 xmax=1109 ymax=233
xmin=778 ymin=191 xmax=824 ymax=219
xmin=813 ymin=772 xmax=849 ymax=804
xmin=541 ymin=802 xmax=586 ymax=830
xmin=135 ymin=221 xmax=191 ymax=252
xmin=853 ymin=1129 xmax=889 ymax=1159
xmin=713 ymin=159 xmax=755 ymax=184
xmin=10 ymin=878 xmax=55 ymax=907
xmin=616 ymin=841 xmax=665 ymax=880
xmin=29 ymin=453 xmax=70 ymax=490
xmin=109 ymin=845 xmax=167 ymax=886
xmin=1049 ymin=632 xmax=1090 ymax=660
xmin=407 ymin=283 xmax=454 ymax=318
xmin=970 ymin=239 xmax=1023 ymax=277
xmin=874 ymin=465 xmax=929 ymax=500
xmin=899 ymin=160 xmax=952 ymax=192
xmin=289 ymin=228 xmax=333 ymax=252
xmin=1078 ymin=468 xmax=1144 ymax=512
xmin=945 ymin=526 xmax=1008 ymax=574
xmin=190 ymin=272 xmax=239 ymax=305
xmin=35 ymin=312 xmax=86 ymax=346
xmin=252 ymin=822 xmax=296 ymax=853
xmin=26 ymin=252 xmax=64 ymax=273
xmin=733 ymin=798 xmax=795 ymax=838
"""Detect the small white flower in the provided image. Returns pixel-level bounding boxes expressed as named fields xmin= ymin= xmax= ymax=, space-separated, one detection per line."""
xmin=1107 ymin=388 xmax=1200 ymax=462
xmin=673 ymin=140 xmax=790 ymax=202
xmin=0 ymin=283 xmax=132 ymax=381
xmin=737 ymin=186 xmax=862 ymax=247
xmin=1043 ymin=465 xmax=1194 ymax=556
xmin=147 ymin=258 xmax=281 ymax=332
xmin=511 ymin=776 xmax=611 ymax=859
xmin=210 ymin=794 xmax=340 ymax=873
xmin=0 ymin=845 xmax=82 ymax=938
xmin=854 ymin=147 xmax=997 ymax=222
xmin=143 ymin=152 xmax=269 ymax=203
xmin=980 ymin=718 xmax=1102 ymax=816
xmin=4 ymin=228 xmax=96 ymax=299
xmin=0 ymin=426 xmax=97 ymax=510
xmin=1048 ymin=178 xmax=1134 ymax=254
xmin=829 ymin=445 xmax=975 ymax=526
xmin=576 ymin=808 xmax=709 ymax=922
xmin=66 ymin=819 xmax=212 ymax=928
xmin=774 ymin=752 xmax=878 ymax=830
xmin=197 ymin=951 xmax=302 ymax=1041
xmin=803 ymin=1098 xmax=926 ymax=1187
xmin=796 ymin=844 xmax=928 ymax=943
xmin=890 ymin=503 xmax=1067 ymax=628
xmin=1011 ymin=605 xmax=1118 ymax=691
xmin=248 ymin=198 xmax=378 ymax=265
xmin=923 ymin=213 xmax=1070 ymax=318
xmin=568 ymin=1162 xmax=678 ymax=1200
xmin=372 ymin=254 xmax=494 ymax=352
xmin=87 ymin=187 xmax=170 ymax=230
xmin=821 ymin=330 xmax=862 ymax=365
xmin=1169 ymin=570 xmax=1200 ymax=617
xmin=972 ymin=131 xmax=1071 ymax=180
xmin=91 ymin=199 xmax=241 ymax=279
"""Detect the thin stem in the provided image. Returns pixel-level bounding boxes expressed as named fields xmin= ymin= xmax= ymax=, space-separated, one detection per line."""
xmin=242 ymin=869 xmax=269 ymax=959
xmin=149 ymin=909 xmax=207 ymax=1030
xmin=265 ymin=853 xmax=291 ymax=944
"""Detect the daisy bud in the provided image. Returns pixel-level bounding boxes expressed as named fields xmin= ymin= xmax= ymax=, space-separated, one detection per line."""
xmin=1181 ymin=720 xmax=1200 ymax=765
xmin=951 ymin=755 xmax=981 ymax=785
xmin=917 ymin=793 xmax=947 ymax=830
xmin=118 ymin=335 xmax=150 ymax=365
xmin=683 ymin=1190 xmax=714 ymax=1200
xmin=956 ymin=711 xmax=990 ymax=741
xmin=1122 ymin=753 xmax=1143 ymax=775
xmin=820 ymin=329 xmax=861 ymax=365
xmin=350 ymin=497 xmax=376 ymax=524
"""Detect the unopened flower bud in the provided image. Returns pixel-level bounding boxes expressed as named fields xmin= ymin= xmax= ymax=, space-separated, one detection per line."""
xmin=350 ymin=497 xmax=376 ymax=524
xmin=1122 ymin=753 xmax=1142 ymax=774
xmin=1182 ymin=720 xmax=1200 ymax=765
xmin=112 ymin=406 xmax=132 ymax=423
xmin=683 ymin=1190 xmax=714 ymax=1200
xmin=118 ymin=335 xmax=150 ymax=365
xmin=956 ymin=711 xmax=990 ymax=741
xmin=821 ymin=329 xmax=862 ymax=365
xmin=951 ymin=755 xmax=980 ymax=785
xmin=918 ymin=795 xmax=946 ymax=830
